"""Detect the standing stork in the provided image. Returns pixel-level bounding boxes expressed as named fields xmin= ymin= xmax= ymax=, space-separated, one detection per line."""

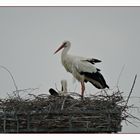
xmin=54 ymin=41 xmax=109 ymax=98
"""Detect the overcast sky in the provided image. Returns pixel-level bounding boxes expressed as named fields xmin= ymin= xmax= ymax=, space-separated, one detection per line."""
xmin=0 ymin=7 xmax=140 ymax=133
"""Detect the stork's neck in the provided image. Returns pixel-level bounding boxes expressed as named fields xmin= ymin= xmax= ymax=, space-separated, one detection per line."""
xmin=61 ymin=46 xmax=70 ymax=58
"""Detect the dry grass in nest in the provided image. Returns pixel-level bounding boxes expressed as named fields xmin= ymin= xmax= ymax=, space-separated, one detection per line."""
xmin=0 ymin=88 xmax=135 ymax=133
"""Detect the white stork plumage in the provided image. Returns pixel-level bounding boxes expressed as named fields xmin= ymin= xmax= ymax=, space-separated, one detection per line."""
xmin=54 ymin=41 xmax=109 ymax=98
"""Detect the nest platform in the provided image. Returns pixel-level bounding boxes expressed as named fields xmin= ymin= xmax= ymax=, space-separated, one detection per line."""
xmin=0 ymin=91 xmax=129 ymax=133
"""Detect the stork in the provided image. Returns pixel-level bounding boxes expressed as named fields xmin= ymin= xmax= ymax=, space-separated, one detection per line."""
xmin=54 ymin=41 xmax=109 ymax=98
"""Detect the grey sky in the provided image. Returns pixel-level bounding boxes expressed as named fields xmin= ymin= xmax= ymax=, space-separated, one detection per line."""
xmin=0 ymin=7 xmax=140 ymax=133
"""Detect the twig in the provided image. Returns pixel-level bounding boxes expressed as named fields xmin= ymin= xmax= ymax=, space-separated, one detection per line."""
xmin=0 ymin=65 xmax=21 ymax=99
xmin=14 ymin=87 xmax=39 ymax=93
xmin=27 ymin=113 xmax=30 ymax=131
xmin=0 ymin=65 xmax=18 ymax=91
xmin=3 ymin=108 xmax=6 ymax=133
xmin=125 ymin=119 xmax=138 ymax=127
xmin=125 ymin=74 xmax=137 ymax=106
xmin=116 ymin=64 xmax=125 ymax=87
xmin=125 ymin=111 xmax=140 ymax=121
xmin=15 ymin=113 xmax=19 ymax=133
xmin=28 ymin=93 xmax=38 ymax=98
xmin=61 ymin=96 xmax=68 ymax=110
xmin=68 ymin=92 xmax=82 ymax=97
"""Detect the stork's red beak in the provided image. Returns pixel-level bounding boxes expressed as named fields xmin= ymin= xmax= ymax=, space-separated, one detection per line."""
xmin=54 ymin=43 xmax=65 ymax=54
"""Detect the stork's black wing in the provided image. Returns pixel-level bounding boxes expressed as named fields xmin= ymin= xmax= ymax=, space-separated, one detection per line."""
xmin=87 ymin=58 xmax=102 ymax=64
xmin=82 ymin=58 xmax=102 ymax=65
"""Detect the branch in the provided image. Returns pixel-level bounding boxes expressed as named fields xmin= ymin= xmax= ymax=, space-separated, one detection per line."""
xmin=0 ymin=65 xmax=20 ymax=98
xmin=116 ymin=64 xmax=125 ymax=87
xmin=0 ymin=65 xmax=18 ymax=91
xmin=125 ymin=119 xmax=138 ymax=127
xmin=125 ymin=74 xmax=137 ymax=107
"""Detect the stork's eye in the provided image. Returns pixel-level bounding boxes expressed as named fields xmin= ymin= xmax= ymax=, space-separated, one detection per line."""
xmin=63 ymin=42 xmax=67 ymax=46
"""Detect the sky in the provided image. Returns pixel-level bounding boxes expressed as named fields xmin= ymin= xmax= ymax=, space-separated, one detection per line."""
xmin=0 ymin=7 xmax=140 ymax=133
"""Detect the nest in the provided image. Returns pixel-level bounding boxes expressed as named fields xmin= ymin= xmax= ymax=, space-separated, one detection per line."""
xmin=0 ymin=89 xmax=132 ymax=133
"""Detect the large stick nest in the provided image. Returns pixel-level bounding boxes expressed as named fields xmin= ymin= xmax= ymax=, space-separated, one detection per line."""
xmin=0 ymin=89 xmax=132 ymax=133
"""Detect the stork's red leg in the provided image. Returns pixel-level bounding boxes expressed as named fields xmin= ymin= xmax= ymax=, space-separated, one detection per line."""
xmin=81 ymin=81 xmax=85 ymax=98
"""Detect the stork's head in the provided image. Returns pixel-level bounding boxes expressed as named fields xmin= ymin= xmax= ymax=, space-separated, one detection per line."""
xmin=54 ymin=41 xmax=71 ymax=54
